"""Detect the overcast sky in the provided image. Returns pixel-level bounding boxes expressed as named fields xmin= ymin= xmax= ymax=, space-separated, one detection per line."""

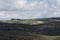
xmin=0 ymin=0 xmax=60 ymax=20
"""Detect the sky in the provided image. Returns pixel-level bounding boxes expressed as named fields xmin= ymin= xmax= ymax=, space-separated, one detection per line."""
xmin=0 ymin=0 xmax=60 ymax=20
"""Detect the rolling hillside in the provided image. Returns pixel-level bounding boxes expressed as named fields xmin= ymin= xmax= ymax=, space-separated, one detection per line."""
xmin=0 ymin=17 xmax=60 ymax=40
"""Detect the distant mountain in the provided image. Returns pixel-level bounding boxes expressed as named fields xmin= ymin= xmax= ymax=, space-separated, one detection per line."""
xmin=47 ymin=17 xmax=60 ymax=20
xmin=0 ymin=17 xmax=60 ymax=25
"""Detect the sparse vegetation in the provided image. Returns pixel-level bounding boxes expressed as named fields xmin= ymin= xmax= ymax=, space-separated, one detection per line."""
xmin=0 ymin=18 xmax=60 ymax=40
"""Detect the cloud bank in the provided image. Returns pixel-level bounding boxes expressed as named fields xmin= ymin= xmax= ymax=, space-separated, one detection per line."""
xmin=0 ymin=0 xmax=59 ymax=19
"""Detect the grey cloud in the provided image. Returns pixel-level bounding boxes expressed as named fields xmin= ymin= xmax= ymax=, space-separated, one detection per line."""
xmin=0 ymin=0 xmax=57 ymax=19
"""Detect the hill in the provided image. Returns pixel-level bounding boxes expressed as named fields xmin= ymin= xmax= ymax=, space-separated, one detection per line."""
xmin=0 ymin=17 xmax=60 ymax=40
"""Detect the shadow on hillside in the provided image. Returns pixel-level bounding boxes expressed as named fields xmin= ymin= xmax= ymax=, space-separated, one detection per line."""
xmin=0 ymin=22 xmax=60 ymax=36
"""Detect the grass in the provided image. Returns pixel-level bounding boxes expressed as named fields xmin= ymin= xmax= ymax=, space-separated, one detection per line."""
xmin=0 ymin=30 xmax=60 ymax=40
xmin=0 ymin=20 xmax=45 ymax=25
xmin=0 ymin=19 xmax=60 ymax=40
xmin=20 ymin=20 xmax=44 ymax=25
